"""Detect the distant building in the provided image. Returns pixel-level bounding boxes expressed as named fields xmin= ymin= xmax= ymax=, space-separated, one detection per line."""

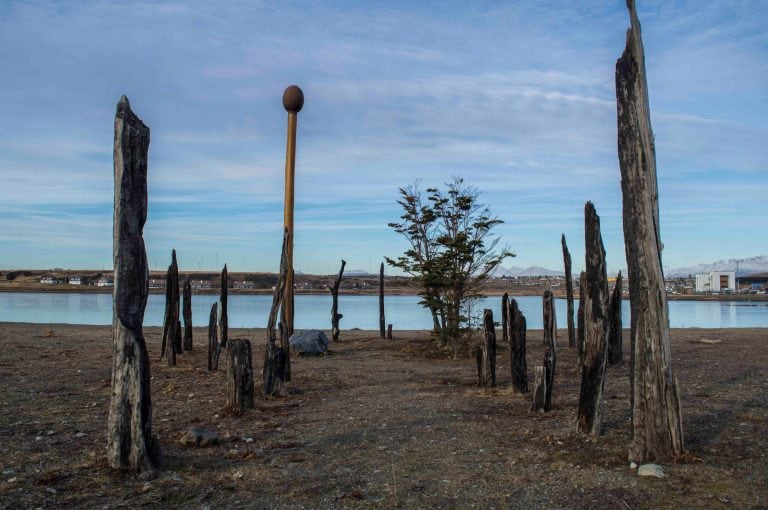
xmin=695 ymin=272 xmax=735 ymax=293
xmin=233 ymin=280 xmax=254 ymax=289
xmin=68 ymin=276 xmax=82 ymax=285
xmin=96 ymin=277 xmax=114 ymax=287
xmin=191 ymin=279 xmax=211 ymax=289
xmin=40 ymin=275 xmax=62 ymax=285
xmin=148 ymin=279 xmax=165 ymax=289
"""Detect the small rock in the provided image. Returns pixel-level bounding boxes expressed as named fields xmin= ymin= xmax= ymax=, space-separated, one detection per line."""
xmin=232 ymin=471 xmax=244 ymax=480
xmin=289 ymin=330 xmax=329 ymax=354
xmin=638 ymin=463 xmax=665 ymax=478
xmin=244 ymin=437 xmax=254 ymax=443
xmin=699 ymin=339 xmax=721 ymax=345
xmin=3 ymin=469 xmax=14 ymax=475
xmin=45 ymin=487 xmax=57 ymax=494
xmin=75 ymin=432 xmax=87 ymax=438
xmin=46 ymin=430 xmax=55 ymax=436
xmin=7 ymin=477 xmax=17 ymax=484
xmin=35 ymin=436 xmax=43 ymax=441
xmin=630 ymin=462 xmax=637 ymax=469
xmin=180 ymin=428 xmax=219 ymax=447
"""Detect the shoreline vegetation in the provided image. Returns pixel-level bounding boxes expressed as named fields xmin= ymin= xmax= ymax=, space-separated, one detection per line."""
xmin=1 ymin=269 xmax=764 ymax=301
xmin=0 ymin=323 xmax=765 ymax=507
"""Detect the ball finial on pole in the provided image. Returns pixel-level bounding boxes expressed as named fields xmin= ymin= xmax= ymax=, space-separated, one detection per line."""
xmin=282 ymin=85 xmax=304 ymax=114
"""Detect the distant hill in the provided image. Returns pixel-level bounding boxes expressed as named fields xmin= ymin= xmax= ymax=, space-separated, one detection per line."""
xmin=666 ymin=255 xmax=768 ymax=277
xmin=492 ymin=265 xmax=563 ymax=278
xmin=344 ymin=269 xmax=374 ymax=277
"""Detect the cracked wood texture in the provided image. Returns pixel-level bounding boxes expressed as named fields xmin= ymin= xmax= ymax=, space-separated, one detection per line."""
xmin=330 ymin=259 xmax=346 ymax=341
xmin=207 ymin=302 xmax=218 ymax=371
xmin=508 ymin=298 xmax=528 ymax=394
xmin=561 ymin=234 xmax=575 ymax=348
xmin=576 ymin=202 xmax=609 ymax=435
xmin=476 ymin=309 xmax=496 ymax=388
xmin=616 ymin=0 xmax=684 ymax=462
xmin=107 ymin=95 xmax=161 ymax=475
xmin=182 ymin=277 xmax=192 ymax=351
xmin=542 ymin=290 xmax=557 ymax=412
xmin=263 ymin=229 xmax=290 ymax=397
xmin=226 ymin=338 xmax=254 ymax=411
xmin=501 ymin=293 xmax=509 ymax=345
xmin=577 ymin=271 xmax=586 ymax=367
xmin=608 ymin=271 xmax=623 ymax=365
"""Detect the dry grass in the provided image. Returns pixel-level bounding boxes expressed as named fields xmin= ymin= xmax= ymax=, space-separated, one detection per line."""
xmin=0 ymin=323 xmax=766 ymax=509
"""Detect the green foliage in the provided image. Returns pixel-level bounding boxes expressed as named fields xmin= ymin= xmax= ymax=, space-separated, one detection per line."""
xmin=387 ymin=177 xmax=513 ymax=350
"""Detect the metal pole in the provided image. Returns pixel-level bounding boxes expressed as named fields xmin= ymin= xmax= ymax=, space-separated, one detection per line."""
xmin=282 ymin=85 xmax=304 ymax=337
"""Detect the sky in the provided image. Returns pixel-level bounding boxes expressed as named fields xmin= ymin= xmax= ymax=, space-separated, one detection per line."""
xmin=0 ymin=0 xmax=766 ymax=275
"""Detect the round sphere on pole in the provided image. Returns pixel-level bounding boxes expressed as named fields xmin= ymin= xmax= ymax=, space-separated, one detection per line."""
xmin=282 ymin=85 xmax=304 ymax=113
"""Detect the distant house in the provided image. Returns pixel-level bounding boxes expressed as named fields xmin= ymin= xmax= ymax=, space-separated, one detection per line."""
xmin=68 ymin=276 xmax=82 ymax=285
xmin=40 ymin=275 xmax=61 ymax=285
xmin=695 ymin=272 xmax=735 ymax=293
xmin=96 ymin=277 xmax=114 ymax=287
xmin=191 ymin=279 xmax=211 ymax=289
xmin=233 ymin=280 xmax=254 ymax=289
xmin=148 ymin=279 xmax=165 ymax=289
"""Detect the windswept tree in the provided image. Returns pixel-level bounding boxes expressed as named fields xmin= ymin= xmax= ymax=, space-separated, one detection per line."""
xmin=387 ymin=177 xmax=512 ymax=351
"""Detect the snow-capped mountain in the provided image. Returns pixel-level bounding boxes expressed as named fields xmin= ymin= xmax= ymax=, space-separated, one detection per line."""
xmin=666 ymin=255 xmax=768 ymax=277
xmin=491 ymin=265 xmax=564 ymax=278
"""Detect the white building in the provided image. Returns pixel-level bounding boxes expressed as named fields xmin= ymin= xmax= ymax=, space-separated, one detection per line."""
xmin=96 ymin=277 xmax=114 ymax=287
xmin=695 ymin=271 xmax=736 ymax=293
xmin=68 ymin=276 xmax=82 ymax=285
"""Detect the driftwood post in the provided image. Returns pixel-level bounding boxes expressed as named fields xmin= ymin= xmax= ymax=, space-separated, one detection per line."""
xmin=508 ymin=298 xmax=528 ymax=393
xmin=107 ymin=95 xmax=161 ymax=475
xmin=207 ymin=303 xmax=218 ymax=371
xmin=213 ymin=265 xmax=228 ymax=369
xmin=542 ymin=290 xmax=557 ymax=411
xmin=576 ymin=202 xmax=610 ymax=435
xmin=263 ymin=229 xmax=290 ymax=397
xmin=379 ymin=262 xmax=385 ymax=339
xmin=501 ymin=293 xmax=509 ymax=345
xmin=226 ymin=338 xmax=254 ymax=412
xmin=330 ymin=259 xmax=346 ymax=341
xmin=577 ymin=271 xmax=587 ymax=367
xmin=160 ymin=250 xmax=180 ymax=365
xmin=182 ymin=277 xmax=192 ymax=351
xmin=617 ymin=0 xmax=684 ymax=461
xmin=531 ymin=366 xmax=546 ymax=412
xmin=561 ymin=234 xmax=576 ymax=348
xmin=171 ymin=252 xmax=181 ymax=355
xmin=476 ymin=309 xmax=496 ymax=387
xmin=387 ymin=324 xmax=393 ymax=340
xmin=608 ymin=271 xmax=623 ymax=365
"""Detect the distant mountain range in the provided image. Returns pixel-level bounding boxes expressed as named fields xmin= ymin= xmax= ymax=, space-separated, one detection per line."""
xmin=492 ymin=265 xmax=564 ymax=278
xmin=665 ymin=255 xmax=768 ymax=277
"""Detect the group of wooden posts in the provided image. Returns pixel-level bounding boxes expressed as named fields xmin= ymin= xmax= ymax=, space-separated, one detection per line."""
xmin=474 ymin=202 xmax=624 ymax=435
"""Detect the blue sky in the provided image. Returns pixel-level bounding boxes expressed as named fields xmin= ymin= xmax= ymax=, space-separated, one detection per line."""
xmin=0 ymin=0 xmax=765 ymax=275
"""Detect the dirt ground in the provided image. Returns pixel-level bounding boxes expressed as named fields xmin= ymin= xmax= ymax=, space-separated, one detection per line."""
xmin=0 ymin=323 xmax=766 ymax=509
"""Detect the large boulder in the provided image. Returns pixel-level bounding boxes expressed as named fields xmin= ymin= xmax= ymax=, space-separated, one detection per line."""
xmin=289 ymin=330 xmax=329 ymax=354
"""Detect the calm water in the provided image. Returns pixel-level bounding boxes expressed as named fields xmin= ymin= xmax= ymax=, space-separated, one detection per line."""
xmin=0 ymin=292 xmax=766 ymax=329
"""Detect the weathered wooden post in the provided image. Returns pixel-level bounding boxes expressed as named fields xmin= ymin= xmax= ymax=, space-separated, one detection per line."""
xmin=379 ymin=262 xmax=386 ymax=339
xmin=226 ymin=338 xmax=254 ymax=412
xmin=160 ymin=250 xmax=180 ymax=364
xmin=530 ymin=366 xmax=546 ymax=412
xmin=617 ymin=0 xmax=684 ymax=461
xmin=171 ymin=253 xmax=181 ymax=355
xmin=476 ymin=309 xmax=496 ymax=387
xmin=577 ymin=271 xmax=586 ymax=366
xmin=107 ymin=95 xmax=161 ymax=475
xmin=608 ymin=271 xmax=623 ymax=365
xmin=542 ymin=290 xmax=557 ymax=411
xmin=576 ymin=202 xmax=609 ymax=435
xmin=501 ymin=293 xmax=509 ymax=344
xmin=508 ymin=298 xmax=528 ymax=393
xmin=263 ymin=229 xmax=290 ymax=397
xmin=207 ymin=303 xmax=218 ymax=371
xmin=561 ymin=234 xmax=576 ymax=348
xmin=387 ymin=324 xmax=393 ymax=340
xmin=282 ymin=85 xmax=303 ymax=340
xmin=182 ymin=276 xmax=192 ymax=351
xmin=330 ymin=259 xmax=346 ymax=341
xmin=213 ymin=265 xmax=229 ymax=369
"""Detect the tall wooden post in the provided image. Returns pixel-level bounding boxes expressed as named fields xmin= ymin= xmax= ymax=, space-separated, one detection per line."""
xmin=501 ymin=293 xmax=509 ymax=345
xmin=379 ymin=262 xmax=386 ymax=338
xmin=508 ymin=298 xmax=528 ymax=394
xmin=330 ymin=259 xmax=346 ymax=341
xmin=107 ymin=95 xmax=161 ymax=475
xmin=282 ymin=85 xmax=303 ymax=340
xmin=561 ymin=234 xmax=576 ymax=348
xmin=608 ymin=271 xmax=623 ymax=365
xmin=616 ymin=0 xmax=683 ymax=462
xmin=542 ymin=290 xmax=557 ymax=411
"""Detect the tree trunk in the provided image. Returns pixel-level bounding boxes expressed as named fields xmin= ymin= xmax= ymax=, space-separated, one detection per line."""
xmin=530 ymin=366 xmax=546 ymax=412
xmin=616 ymin=0 xmax=684 ymax=462
xmin=379 ymin=262 xmax=386 ymax=339
xmin=562 ymin=234 xmax=576 ymax=348
xmin=207 ymin=303 xmax=218 ymax=372
xmin=508 ymin=298 xmax=528 ymax=393
xmin=576 ymin=202 xmax=610 ymax=435
xmin=107 ymin=95 xmax=161 ymax=476
xmin=501 ymin=293 xmax=509 ymax=345
xmin=330 ymin=259 xmax=346 ymax=341
xmin=226 ymin=338 xmax=254 ymax=412
xmin=264 ymin=229 xmax=290 ymax=397
xmin=182 ymin=277 xmax=192 ymax=351
xmin=608 ymin=271 xmax=623 ymax=365
xmin=542 ymin=290 xmax=557 ymax=412
xmin=476 ymin=309 xmax=496 ymax=387
xmin=577 ymin=271 xmax=586 ymax=367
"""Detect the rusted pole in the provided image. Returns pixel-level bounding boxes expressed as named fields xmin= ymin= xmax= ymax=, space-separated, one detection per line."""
xmin=282 ymin=85 xmax=303 ymax=340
